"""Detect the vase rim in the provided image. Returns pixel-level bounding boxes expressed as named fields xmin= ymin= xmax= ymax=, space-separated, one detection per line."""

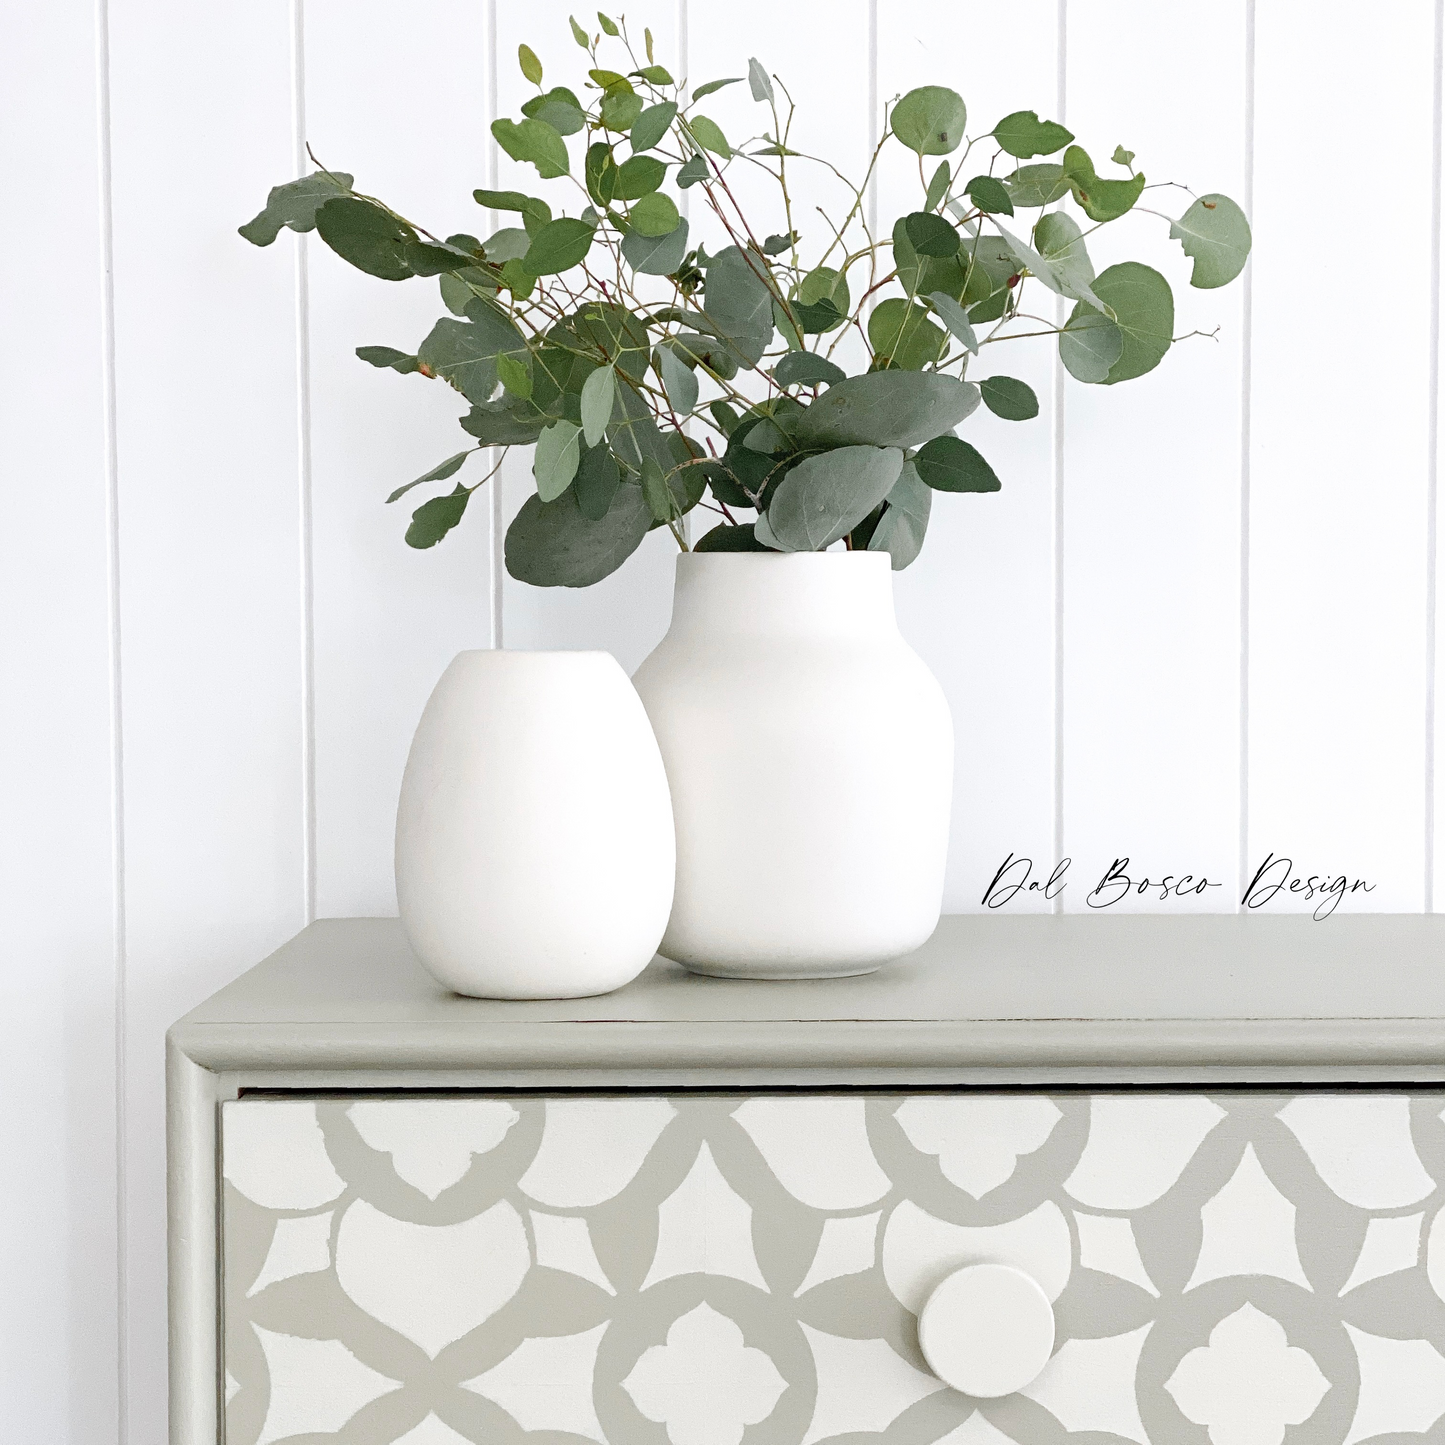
xmin=677 ymin=548 xmax=890 ymax=567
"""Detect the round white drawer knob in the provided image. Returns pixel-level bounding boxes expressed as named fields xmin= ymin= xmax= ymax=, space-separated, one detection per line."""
xmin=917 ymin=1263 xmax=1055 ymax=1398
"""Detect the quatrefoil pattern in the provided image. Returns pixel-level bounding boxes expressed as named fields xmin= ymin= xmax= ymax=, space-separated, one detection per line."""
xmin=221 ymin=1092 xmax=1445 ymax=1445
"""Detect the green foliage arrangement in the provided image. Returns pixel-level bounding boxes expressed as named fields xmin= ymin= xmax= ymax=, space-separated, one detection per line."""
xmin=241 ymin=14 xmax=1250 ymax=586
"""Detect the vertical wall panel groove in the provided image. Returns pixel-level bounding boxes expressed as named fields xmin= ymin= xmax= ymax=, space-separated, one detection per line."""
xmin=1427 ymin=0 xmax=1443 ymax=911
xmin=1238 ymin=0 xmax=1256 ymax=906
xmin=291 ymin=0 xmax=317 ymax=924
xmin=1052 ymin=0 xmax=1069 ymax=910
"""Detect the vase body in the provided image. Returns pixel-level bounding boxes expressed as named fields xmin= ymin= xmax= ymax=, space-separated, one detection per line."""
xmin=632 ymin=552 xmax=953 ymax=979
xmin=395 ymin=650 xmax=675 ymax=999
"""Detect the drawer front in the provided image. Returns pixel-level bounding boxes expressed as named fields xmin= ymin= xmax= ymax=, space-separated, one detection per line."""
xmin=221 ymin=1092 xmax=1445 ymax=1445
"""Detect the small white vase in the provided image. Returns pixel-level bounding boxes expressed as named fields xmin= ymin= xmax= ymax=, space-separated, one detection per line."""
xmin=632 ymin=551 xmax=953 ymax=979
xmin=395 ymin=650 xmax=675 ymax=999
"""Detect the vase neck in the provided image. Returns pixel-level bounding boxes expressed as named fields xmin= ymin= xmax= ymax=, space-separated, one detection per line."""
xmin=667 ymin=552 xmax=897 ymax=639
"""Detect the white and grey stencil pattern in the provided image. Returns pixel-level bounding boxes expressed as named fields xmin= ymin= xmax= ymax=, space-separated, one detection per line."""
xmin=221 ymin=1092 xmax=1445 ymax=1444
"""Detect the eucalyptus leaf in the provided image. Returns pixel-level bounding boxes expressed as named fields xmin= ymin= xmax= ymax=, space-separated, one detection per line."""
xmin=1064 ymin=261 xmax=1173 ymax=384
xmin=614 ymin=154 xmax=667 ymax=199
xmin=1113 ymin=145 xmax=1136 ymax=167
xmin=500 ymin=258 xmax=536 ymax=298
xmin=521 ymin=86 xmax=587 ymax=136
xmin=676 ymin=154 xmax=710 ymax=187
xmin=601 ymin=90 xmax=644 ymax=132
xmin=774 ymin=351 xmax=846 ymax=388
xmin=690 ymin=115 xmax=732 ymax=158
xmin=965 ymin=176 xmax=1014 ymax=216
xmin=915 ymin=435 xmax=1001 ymax=493
xmin=418 ymin=308 xmax=526 ymax=404
xmin=764 ymin=445 xmax=904 ymax=551
xmin=748 ymin=57 xmax=774 ymax=103
xmin=657 ymin=346 xmax=699 ymax=415
xmin=524 ymin=217 xmax=596 ymax=274
xmin=356 ymin=345 xmax=420 ymax=373
xmin=629 ymin=191 xmax=679 ymax=237
xmin=701 ymin=245 xmax=774 ymax=365
xmin=621 ymin=216 xmax=689 ymax=274
xmin=632 ymin=65 xmax=674 ymax=85
xmin=795 ymin=372 xmax=979 ymax=448
xmin=597 ymin=12 xmax=619 ymax=36
xmin=868 ymin=298 xmax=947 ymax=371
xmin=692 ymin=76 xmax=743 ymax=99
xmin=482 ymin=227 xmax=532 ymax=263
xmin=439 ymin=267 xmax=497 ymax=315
xmin=993 ymin=110 xmax=1074 ymax=159
xmin=472 ymin=189 xmax=552 ymax=226
xmin=640 ymin=458 xmax=674 ymax=522
xmin=926 ymin=291 xmax=978 ymax=355
xmin=925 ymin=161 xmax=951 ymax=212
xmin=314 ymin=197 xmax=416 ymax=280
xmin=980 ymin=375 xmax=1039 ymax=420
xmin=534 ymin=419 xmax=583 ymax=501
xmin=491 ymin=117 xmax=570 ymax=179
xmin=460 ymin=398 xmax=548 ymax=445
xmin=891 ymin=86 xmax=967 ymax=156
xmin=695 ymin=521 xmax=769 ymax=552
xmin=406 ymin=484 xmax=470 ymax=548
xmin=518 ymin=43 xmax=543 ymax=84
xmin=239 ymin=170 xmax=354 ymax=246
xmin=496 ymin=351 xmax=533 ymax=398
xmin=867 ymin=460 xmax=932 ymax=569
xmin=904 ymin=211 xmax=961 ymax=257
xmin=1170 ymin=193 xmax=1251 ymax=289
xmin=570 ymin=15 xmax=589 ymax=46
xmin=387 ymin=449 xmax=473 ymax=503
xmin=1063 ymin=145 xmax=1145 ymax=222
xmin=580 ymin=363 xmax=616 ymax=446
xmin=1058 ymin=311 xmax=1124 ymax=383
xmin=1003 ymin=163 xmax=1070 ymax=208
xmin=1033 ymin=211 xmax=1099 ymax=304
xmin=631 ymin=101 xmax=677 ymax=152
xmin=574 ymin=444 xmax=621 ymax=519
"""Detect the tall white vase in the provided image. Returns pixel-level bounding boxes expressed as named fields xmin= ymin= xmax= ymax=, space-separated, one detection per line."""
xmin=632 ymin=552 xmax=953 ymax=979
xmin=395 ymin=650 xmax=675 ymax=999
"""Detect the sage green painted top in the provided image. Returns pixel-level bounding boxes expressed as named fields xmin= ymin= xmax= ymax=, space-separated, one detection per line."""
xmin=169 ymin=915 xmax=1445 ymax=1079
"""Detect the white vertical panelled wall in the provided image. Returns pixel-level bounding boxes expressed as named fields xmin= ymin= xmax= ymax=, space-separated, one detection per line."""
xmin=2 ymin=0 xmax=1442 ymax=1437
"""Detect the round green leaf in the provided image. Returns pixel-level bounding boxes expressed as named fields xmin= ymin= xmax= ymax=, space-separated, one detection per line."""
xmin=629 ymin=191 xmax=679 ymax=237
xmin=764 ymin=445 xmax=905 ymax=551
xmin=600 ymin=90 xmax=644 ymax=132
xmin=631 ymin=101 xmax=678 ymax=153
xmin=796 ymin=372 xmax=979 ymax=449
xmin=406 ymin=484 xmax=470 ymax=548
xmin=891 ymin=86 xmax=967 ymax=156
xmin=491 ymin=118 xmax=570 ymax=179
xmin=1169 ymin=193 xmax=1251 ymax=289
xmin=614 ymin=155 xmax=667 ymax=200
xmin=506 ymin=483 xmax=652 ymax=587
xmin=866 ymin=460 xmax=932 ymax=570
xmin=979 ymin=375 xmax=1039 ymax=420
xmin=621 ymin=215 xmax=689 ymax=274
xmin=1062 ymin=145 xmax=1145 ymax=222
xmin=904 ymin=211 xmax=961 ymax=258
xmin=534 ymin=419 xmax=583 ymax=502
xmin=314 ymin=197 xmax=417 ymax=280
xmin=774 ymin=351 xmax=846 ymax=388
xmin=1058 ymin=311 xmax=1124 ymax=383
xmin=868 ymin=299 xmax=947 ymax=371
xmin=1003 ymin=164 xmax=1070 ymax=208
xmin=574 ymin=445 xmax=621 ymax=520
xmin=524 ymin=218 xmax=597 ymax=275
xmin=992 ymin=110 xmax=1074 ymax=159
xmin=689 ymin=115 xmax=732 ymax=158
xmin=1064 ymin=261 xmax=1173 ymax=384
xmin=914 ymin=436 xmax=1000 ymax=493
xmin=695 ymin=521 xmax=769 ymax=552
xmin=521 ymin=87 xmax=587 ymax=136
xmin=964 ymin=176 xmax=1013 ymax=216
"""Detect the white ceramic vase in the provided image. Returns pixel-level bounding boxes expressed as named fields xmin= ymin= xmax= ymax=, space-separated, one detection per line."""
xmin=632 ymin=551 xmax=953 ymax=979
xmin=395 ymin=650 xmax=675 ymax=999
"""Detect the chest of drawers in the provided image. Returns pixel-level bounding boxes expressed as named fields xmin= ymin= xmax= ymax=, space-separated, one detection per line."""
xmin=169 ymin=914 xmax=1445 ymax=1445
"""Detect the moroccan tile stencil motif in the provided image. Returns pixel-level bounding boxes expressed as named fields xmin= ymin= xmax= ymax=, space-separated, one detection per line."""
xmin=221 ymin=1092 xmax=1445 ymax=1444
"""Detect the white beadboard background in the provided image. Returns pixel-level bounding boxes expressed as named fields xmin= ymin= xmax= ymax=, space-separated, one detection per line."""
xmin=2 ymin=0 xmax=1441 ymax=1437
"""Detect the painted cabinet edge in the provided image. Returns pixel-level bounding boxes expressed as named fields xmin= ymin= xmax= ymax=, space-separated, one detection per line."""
xmin=167 ymin=1034 xmax=224 ymax=1445
xmin=167 ymin=1017 xmax=1445 ymax=1078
